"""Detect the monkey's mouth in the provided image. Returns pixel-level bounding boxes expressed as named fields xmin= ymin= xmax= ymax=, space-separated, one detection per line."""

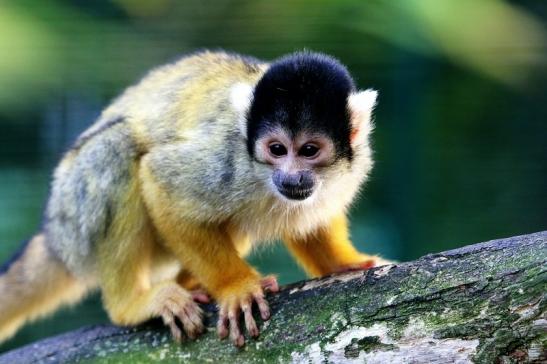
xmin=276 ymin=187 xmax=314 ymax=201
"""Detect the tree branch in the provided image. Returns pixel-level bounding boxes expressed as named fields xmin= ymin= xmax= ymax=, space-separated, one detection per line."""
xmin=1 ymin=231 xmax=545 ymax=363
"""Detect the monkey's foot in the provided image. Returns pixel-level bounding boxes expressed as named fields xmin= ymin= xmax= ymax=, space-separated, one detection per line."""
xmin=158 ymin=285 xmax=204 ymax=342
xmin=216 ymin=275 xmax=279 ymax=347
xmin=334 ymin=256 xmax=395 ymax=273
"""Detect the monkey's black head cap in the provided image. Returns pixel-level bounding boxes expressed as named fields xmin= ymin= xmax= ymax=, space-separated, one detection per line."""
xmin=247 ymin=51 xmax=357 ymax=160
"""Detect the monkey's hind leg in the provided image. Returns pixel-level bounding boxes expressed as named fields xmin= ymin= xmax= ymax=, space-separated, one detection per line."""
xmin=0 ymin=234 xmax=90 ymax=343
xmin=98 ymin=213 xmax=204 ymax=342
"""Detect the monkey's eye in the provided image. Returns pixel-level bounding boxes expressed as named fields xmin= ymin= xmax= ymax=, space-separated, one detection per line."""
xmin=269 ymin=143 xmax=288 ymax=157
xmin=299 ymin=144 xmax=320 ymax=158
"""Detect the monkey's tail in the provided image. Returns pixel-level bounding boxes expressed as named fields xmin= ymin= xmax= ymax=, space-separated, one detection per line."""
xmin=0 ymin=233 xmax=90 ymax=343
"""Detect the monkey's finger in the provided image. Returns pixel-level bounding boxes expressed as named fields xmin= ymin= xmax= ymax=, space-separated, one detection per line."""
xmin=181 ymin=321 xmax=198 ymax=339
xmin=178 ymin=306 xmax=203 ymax=339
xmin=165 ymin=300 xmax=195 ymax=339
xmin=228 ymin=308 xmax=244 ymax=347
xmin=333 ymin=260 xmax=375 ymax=273
xmin=260 ymin=275 xmax=280 ymax=293
xmin=241 ymin=302 xmax=259 ymax=337
xmin=191 ymin=290 xmax=211 ymax=303
xmin=189 ymin=307 xmax=205 ymax=332
xmin=252 ymin=292 xmax=270 ymax=320
xmin=169 ymin=322 xmax=184 ymax=343
xmin=217 ymin=306 xmax=229 ymax=339
xmin=184 ymin=305 xmax=204 ymax=335
xmin=165 ymin=298 xmax=202 ymax=339
xmin=161 ymin=309 xmax=183 ymax=343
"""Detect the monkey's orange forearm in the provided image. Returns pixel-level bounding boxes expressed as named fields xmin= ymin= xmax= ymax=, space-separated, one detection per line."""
xmin=284 ymin=214 xmax=376 ymax=277
xmin=158 ymin=222 xmax=261 ymax=300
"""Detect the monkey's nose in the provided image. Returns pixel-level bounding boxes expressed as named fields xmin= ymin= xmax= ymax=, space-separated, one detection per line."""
xmin=280 ymin=171 xmax=313 ymax=190
xmin=272 ymin=170 xmax=315 ymax=200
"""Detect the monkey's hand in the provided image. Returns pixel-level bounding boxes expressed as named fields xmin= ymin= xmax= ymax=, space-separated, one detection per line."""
xmin=216 ymin=275 xmax=279 ymax=347
xmin=155 ymin=283 xmax=205 ymax=342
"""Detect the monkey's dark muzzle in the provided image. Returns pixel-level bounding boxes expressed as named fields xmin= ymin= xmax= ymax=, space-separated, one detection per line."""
xmin=272 ymin=170 xmax=315 ymax=201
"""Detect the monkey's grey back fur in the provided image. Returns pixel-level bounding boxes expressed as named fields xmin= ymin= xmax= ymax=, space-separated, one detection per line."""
xmin=45 ymin=122 xmax=137 ymax=276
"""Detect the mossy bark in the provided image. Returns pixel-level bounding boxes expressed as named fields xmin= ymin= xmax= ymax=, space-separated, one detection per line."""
xmin=1 ymin=231 xmax=545 ymax=363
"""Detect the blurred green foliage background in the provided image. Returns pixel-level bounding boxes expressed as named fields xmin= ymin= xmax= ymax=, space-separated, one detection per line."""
xmin=0 ymin=0 xmax=545 ymax=353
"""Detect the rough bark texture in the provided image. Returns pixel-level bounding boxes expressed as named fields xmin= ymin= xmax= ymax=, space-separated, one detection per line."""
xmin=1 ymin=231 xmax=545 ymax=363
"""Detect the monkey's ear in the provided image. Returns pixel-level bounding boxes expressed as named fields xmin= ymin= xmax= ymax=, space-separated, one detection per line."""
xmin=230 ymin=83 xmax=254 ymax=138
xmin=347 ymin=89 xmax=378 ymax=145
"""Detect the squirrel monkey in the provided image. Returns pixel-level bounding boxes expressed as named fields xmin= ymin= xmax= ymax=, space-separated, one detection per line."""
xmin=0 ymin=51 xmax=387 ymax=347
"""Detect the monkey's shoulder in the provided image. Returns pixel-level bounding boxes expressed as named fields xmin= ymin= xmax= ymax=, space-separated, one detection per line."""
xmin=132 ymin=50 xmax=267 ymax=95
xmin=94 ymin=51 xmax=265 ymax=149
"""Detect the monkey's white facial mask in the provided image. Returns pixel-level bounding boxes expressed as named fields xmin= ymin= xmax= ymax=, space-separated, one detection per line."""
xmin=252 ymin=129 xmax=335 ymax=204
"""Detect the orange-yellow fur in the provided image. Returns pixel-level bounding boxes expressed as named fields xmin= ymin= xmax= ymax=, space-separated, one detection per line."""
xmin=285 ymin=215 xmax=377 ymax=277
